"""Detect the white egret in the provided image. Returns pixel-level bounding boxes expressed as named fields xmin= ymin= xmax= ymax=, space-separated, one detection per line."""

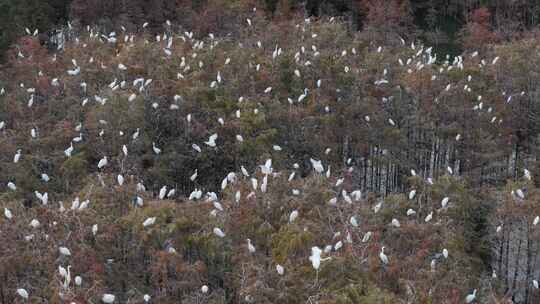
xmin=64 ymin=143 xmax=73 ymax=157
xmin=75 ymin=275 xmax=82 ymax=286
xmin=192 ymin=144 xmax=202 ymax=153
xmin=213 ymin=227 xmax=225 ymax=238
xmin=247 ymin=239 xmax=256 ymax=253
xmin=289 ymin=210 xmax=299 ymax=223
xmin=351 ymin=190 xmax=361 ymax=201
xmin=379 ymin=246 xmax=389 ymax=265
xmin=362 ymin=231 xmax=372 ymax=243
xmin=465 ymin=289 xmax=476 ymax=303
xmin=373 ymin=201 xmax=382 ymax=213
xmin=441 ymin=197 xmax=449 ymax=208
xmin=408 ymin=189 xmax=416 ymax=200
xmin=190 ymin=170 xmax=198 ymax=181
xmin=17 ymin=288 xmax=29 ymax=300
xmin=59 ymin=247 xmax=71 ymax=256
xmin=132 ymin=128 xmax=140 ymax=140
xmin=276 ymin=264 xmax=285 ymax=275
xmin=152 ymin=142 xmax=161 ymax=154
xmin=205 ymin=134 xmax=218 ymax=147
xmin=7 ymin=182 xmax=17 ymax=191
xmin=309 ymin=246 xmax=330 ymax=272
xmin=159 ymin=186 xmax=167 ymax=200
xmin=425 ymin=212 xmax=433 ymax=223
xmin=310 ymin=158 xmax=324 ymax=173
xmin=4 ymin=208 xmax=13 ymax=219
xmin=350 ymin=216 xmax=359 ymax=227
xmin=102 ymin=293 xmax=115 ymax=303
xmin=515 ymin=188 xmax=525 ymax=199
xmin=117 ymin=174 xmax=124 ymax=186
xmin=97 ymin=156 xmax=108 ymax=169
xmin=13 ymin=149 xmax=21 ymax=163
xmin=524 ymin=168 xmax=532 ymax=180
xmin=143 ymin=217 xmax=156 ymax=227
xmin=29 ymin=219 xmax=40 ymax=228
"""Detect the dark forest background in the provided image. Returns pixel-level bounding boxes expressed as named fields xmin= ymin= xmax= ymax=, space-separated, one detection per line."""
xmin=2 ymin=0 xmax=540 ymax=61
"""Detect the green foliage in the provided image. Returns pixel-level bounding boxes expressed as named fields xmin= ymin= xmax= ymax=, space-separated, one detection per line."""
xmin=334 ymin=283 xmax=398 ymax=304
xmin=272 ymin=224 xmax=314 ymax=264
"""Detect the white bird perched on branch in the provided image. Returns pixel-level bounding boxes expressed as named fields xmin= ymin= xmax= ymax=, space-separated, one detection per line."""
xmin=379 ymin=246 xmax=389 ymax=265
xmin=97 ymin=156 xmax=108 ymax=169
xmin=309 ymin=246 xmax=330 ymax=272
xmin=4 ymin=208 xmax=13 ymax=219
xmin=102 ymin=293 xmax=116 ymax=303
xmin=465 ymin=289 xmax=476 ymax=303
xmin=408 ymin=189 xmax=416 ymax=200
xmin=247 ymin=239 xmax=256 ymax=253
xmin=523 ymin=168 xmax=532 ymax=180
xmin=276 ymin=264 xmax=285 ymax=275
xmin=29 ymin=219 xmax=40 ymax=228
xmin=351 ymin=190 xmax=361 ymax=201
xmin=362 ymin=231 xmax=372 ymax=243
xmin=515 ymin=188 xmax=525 ymax=199
xmin=190 ymin=170 xmax=198 ymax=181
xmin=350 ymin=216 xmax=359 ymax=227
xmin=159 ymin=186 xmax=167 ymax=200
xmin=7 ymin=182 xmax=17 ymax=191
xmin=200 ymin=285 xmax=209 ymax=294
xmin=205 ymin=134 xmax=218 ymax=147
xmin=143 ymin=217 xmax=156 ymax=227
xmin=59 ymin=246 xmax=71 ymax=256
xmin=213 ymin=227 xmax=225 ymax=238
xmin=192 ymin=144 xmax=201 ymax=153
xmin=13 ymin=149 xmax=21 ymax=163
xmin=152 ymin=142 xmax=161 ymax=154
xmin=189 ymin=189 xmax=202 ymax=200
xmin=117 ymin=174 xmax=124 ymax=186
xmin=289 ymin=210 xmax=299 ymax=223
xmin=424 ymin=212 xmax=433 ymax=223
xmin=310 ymin=158 xmax=324 ymax=173
xmin=441 ymin=197 xmax=449 ymax=208
xmin=17 ymin=288 xmax=29 ymax=300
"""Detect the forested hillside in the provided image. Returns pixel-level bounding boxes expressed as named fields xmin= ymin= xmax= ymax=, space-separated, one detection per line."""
xmin=3 ymin=0 xmax=540 ymax=60
xmin=1 ymin=1 xmax=540 ymax=304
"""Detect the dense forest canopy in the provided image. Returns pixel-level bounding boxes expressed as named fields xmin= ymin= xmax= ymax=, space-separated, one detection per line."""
xmin=1 ymin=1 xmax=540 ymax=304
xmin=2 ymin=0 xmax=540 ymax=61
